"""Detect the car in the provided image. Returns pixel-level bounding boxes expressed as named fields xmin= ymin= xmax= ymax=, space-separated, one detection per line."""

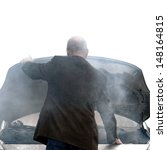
xmin=0 ymin=56 xmax=150 ymax=150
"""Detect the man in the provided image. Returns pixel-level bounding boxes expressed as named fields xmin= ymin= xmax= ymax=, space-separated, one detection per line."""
xmin=22 ymin=36 xmax=121 ymax=150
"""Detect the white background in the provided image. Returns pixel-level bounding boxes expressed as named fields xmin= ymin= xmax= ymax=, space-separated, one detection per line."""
xmin=0 ymin=0 xmax=166 ymax=149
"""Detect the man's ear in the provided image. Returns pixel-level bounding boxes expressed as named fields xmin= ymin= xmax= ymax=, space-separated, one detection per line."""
xmin=84 ymin=49 xmax=88 ymax=58
xmin=67 ymin=50 xmax=72 ymax=56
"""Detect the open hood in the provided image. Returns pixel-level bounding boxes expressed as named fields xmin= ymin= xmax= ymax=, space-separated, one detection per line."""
xmin=0 ymin=56 xmax=150 ymax=124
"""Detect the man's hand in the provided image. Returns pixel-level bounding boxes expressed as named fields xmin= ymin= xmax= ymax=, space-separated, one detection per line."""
xmin=112 ymin=138 xmax=123 ymax=145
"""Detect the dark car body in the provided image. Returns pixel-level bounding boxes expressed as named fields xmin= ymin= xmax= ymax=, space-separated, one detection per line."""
xmin=0 ymin=56 xmax=150 ymax=149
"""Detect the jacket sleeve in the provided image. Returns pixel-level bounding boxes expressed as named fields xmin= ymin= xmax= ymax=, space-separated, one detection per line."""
xmin=22 ymin=60 xmax=53 ymax=80
xmin=96 ymin=98 xmax=117 ymax=144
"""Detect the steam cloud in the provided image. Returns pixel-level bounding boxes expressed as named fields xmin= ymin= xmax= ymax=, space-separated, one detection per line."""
xmin=0 ymin=56 xmax=150 ymax=144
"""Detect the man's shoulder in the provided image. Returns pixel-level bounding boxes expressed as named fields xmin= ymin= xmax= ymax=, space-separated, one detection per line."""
xmin=50 ymin=56 xmax=96 ymax=71
xmin=50 ymin=56 xmax=69 ymax=64
xmin=52 ymin=55 xmax=66 ymax=60
xmin=51 ymin=55 xmax=86 ymax=63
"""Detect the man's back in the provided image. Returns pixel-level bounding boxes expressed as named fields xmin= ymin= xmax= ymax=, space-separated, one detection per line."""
xmin=22 ymin=56 xmax=98 ymax=150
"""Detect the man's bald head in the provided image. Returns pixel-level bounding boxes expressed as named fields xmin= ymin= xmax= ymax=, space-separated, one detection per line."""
xmin=66 ymin=36 xmax=88 ymax=58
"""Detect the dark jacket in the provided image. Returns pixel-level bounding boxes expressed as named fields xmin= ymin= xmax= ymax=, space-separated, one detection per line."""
xmin=22 ymin=56 xmax=117 ymax=150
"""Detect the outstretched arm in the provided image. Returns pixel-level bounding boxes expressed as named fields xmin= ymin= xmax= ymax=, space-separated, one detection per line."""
xmin=22 ymin=59 xmax=53 ymax=80
xmin=22 ymin=62 xmax=43 ymax=79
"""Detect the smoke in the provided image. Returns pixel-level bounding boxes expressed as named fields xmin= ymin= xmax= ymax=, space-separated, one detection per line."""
xmin=89 ymin=57 xmax=150 ymax=144
xmin=0 ymin=63 xmax=48 ymax=124
xmin=0 ymin=56 xmax=149 ymax=144
xmin=89 ymin=57 xmax=149 ymax=123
